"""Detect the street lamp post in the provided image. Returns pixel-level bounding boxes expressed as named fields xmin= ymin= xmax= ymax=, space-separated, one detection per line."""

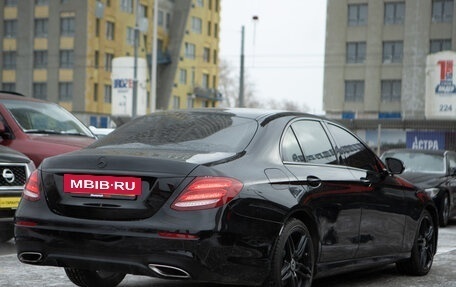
xmin=132 ymin=0 xmax=139 ymax=118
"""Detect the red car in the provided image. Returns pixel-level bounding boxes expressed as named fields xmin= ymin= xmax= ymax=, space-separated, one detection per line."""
xmin=0 ymin=92 xmax=96 ymax=167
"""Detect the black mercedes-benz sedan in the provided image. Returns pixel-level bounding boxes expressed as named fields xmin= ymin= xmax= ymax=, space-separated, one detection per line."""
xmin=381 ymin=148 xmax=456 ymax=227
xmin=15 ymin=109 xmax=438 ymax=287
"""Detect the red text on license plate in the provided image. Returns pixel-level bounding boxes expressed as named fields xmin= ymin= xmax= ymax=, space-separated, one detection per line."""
xmin=63 ymin=174 xmax=141 ymax=196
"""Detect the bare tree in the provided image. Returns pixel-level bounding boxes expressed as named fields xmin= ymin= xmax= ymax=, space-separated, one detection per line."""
xmin=218 ymin=59 xmax=310 ymax=112
xmin=218 ymin=59 xmax=257 ymax=108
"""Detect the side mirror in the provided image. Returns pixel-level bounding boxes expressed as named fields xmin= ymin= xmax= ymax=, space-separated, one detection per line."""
xmin=385 ymin=157 xmax=405 ymax=174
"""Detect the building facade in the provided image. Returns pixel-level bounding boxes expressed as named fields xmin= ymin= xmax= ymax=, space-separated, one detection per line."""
xmin=0 ymin=0 xmax=221 ymax=127
xmin=323 ymin=0 xmax=456 ymax=120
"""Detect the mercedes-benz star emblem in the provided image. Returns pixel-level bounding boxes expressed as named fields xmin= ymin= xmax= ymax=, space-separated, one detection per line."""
xmin=2 ymin=168 xmax=15 ymax=184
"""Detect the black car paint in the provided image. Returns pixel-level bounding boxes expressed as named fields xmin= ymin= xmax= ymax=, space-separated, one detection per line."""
xmin=14 ymin=109 xmax=438 ymax=286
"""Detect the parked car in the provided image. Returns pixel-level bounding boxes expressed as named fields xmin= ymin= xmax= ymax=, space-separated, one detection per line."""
xmin=89 ymin=126 xmax=115 ymax=139
xmin=381 ymin=148 xmax=456 ymax=227
xmin=0 ymin=91 xmax=97 ymax=167
xmin=15 ymin=109 xmax=438 ymax=287
xmin=0 ymin=145 xmax=35 ymax=243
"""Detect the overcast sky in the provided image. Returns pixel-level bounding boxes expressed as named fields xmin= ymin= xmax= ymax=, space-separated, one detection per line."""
xmin=219 ymin=0 xmax=327 ymax=114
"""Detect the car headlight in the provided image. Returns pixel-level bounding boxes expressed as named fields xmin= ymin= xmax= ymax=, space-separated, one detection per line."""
xmin=424 ymin=188 xmax=440 ymax=198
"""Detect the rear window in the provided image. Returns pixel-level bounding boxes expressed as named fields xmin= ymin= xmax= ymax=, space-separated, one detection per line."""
xmin=91 ymin=111 xmax=258 ymax=153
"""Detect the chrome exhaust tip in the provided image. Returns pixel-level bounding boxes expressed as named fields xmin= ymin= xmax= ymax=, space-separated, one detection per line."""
xmin=18 ymin=252 xmax=43 ymax=263
xmin=148 ymin=263 xmax=191 ymax=279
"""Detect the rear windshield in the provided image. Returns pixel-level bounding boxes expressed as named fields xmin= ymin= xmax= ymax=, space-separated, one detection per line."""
xmin=91 ymin=111 xmax=258 ymax=153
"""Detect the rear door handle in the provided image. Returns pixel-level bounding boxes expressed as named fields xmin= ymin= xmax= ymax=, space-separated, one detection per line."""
xmin=307 ymin=175 xmax=321 ymax=187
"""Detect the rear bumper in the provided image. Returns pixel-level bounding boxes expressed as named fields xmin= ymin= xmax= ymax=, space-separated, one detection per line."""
xmin=15 ymin=224 xmax=271 ymax=286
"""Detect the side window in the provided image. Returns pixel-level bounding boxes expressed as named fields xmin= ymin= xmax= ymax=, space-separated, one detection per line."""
xmin=327 ymin=123 xmax=380 ymax=172
xmin=447 ymin=153 xmax=456 ymax=171
xmin=291 ymin=120 xmax=337 ymax=164
xmin=282 ymin=127 xmax=304 ymax=162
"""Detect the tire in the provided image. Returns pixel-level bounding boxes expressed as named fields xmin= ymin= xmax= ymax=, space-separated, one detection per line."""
xmin=0 ymin=225 xmax=14 ymax=243
xmin=439 ymin=193 xmax=450 ymax=227
xmin=64 ymin=268 xmax=126 ymax=287
xmin=267 ymin=218 xmax=315 ymax=287
xmin=396 ymin=210 xmax=436 ymax=276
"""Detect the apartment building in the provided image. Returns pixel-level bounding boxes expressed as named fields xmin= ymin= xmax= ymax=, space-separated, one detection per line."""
xmin=323 ymin=0 xmax=456 ymax=120
xmin=0 ymin=0 xmax=221 ymax=127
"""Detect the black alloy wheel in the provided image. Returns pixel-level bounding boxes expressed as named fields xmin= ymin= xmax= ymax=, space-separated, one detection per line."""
xmin=440 ymin=193 xmax=450 ymax=227
xmin=268 ymin=219 xmax=315 ymax=287
xmin=396 ymin=210 xmax=436 ymax=276
xmin=0 ymin=226 xmax=13 ymax=243
xmin=64 ymin=268 xmax=126 ymax=287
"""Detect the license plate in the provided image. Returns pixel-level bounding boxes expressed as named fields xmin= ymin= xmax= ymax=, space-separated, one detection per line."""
xmin=63 ymin=174 xmax=142 ymax=198
xmin=0 ymin=197 xmax=21 ymax=209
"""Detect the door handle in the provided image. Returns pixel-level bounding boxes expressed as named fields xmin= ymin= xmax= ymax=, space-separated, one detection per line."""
xmin=307 ymin=175 xmax=321 ymax=187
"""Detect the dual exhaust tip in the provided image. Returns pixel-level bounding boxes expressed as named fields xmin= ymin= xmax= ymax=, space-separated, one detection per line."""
xmin=18 ymin=253 xmax=191 ymax=280
xmin=148 ymin=263 xmax=191 ymax=279
xmin=18 ymin=252 xmax=43 ymax=263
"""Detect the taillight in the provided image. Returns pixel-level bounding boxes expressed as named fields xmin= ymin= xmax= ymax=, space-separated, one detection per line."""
xmin=23 ymin=170 xmax=40 ymax=201
xmin=171 ymin=177 xmax=243 ymax=211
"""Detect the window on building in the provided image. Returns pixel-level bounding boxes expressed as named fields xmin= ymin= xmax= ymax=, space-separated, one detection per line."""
xmin=35 ymin=0 xmax=49 ymax=5
xmin=213 ymin=75 xmax=217 ymax=88
xmin=207 ymin=21 xmax=212 ymax=36
xmin=93 ymin=83 xmax=98 ymax=101
xmin=215 ymin=0 xmax=219 ymax=12
xmin=173 ymin=95 xmax=180 ymax=109
xmin=139 ymin=4 xmax=147 ymax=18
xmin=196 ymin=0 xmax=204 ymax=7
xmin=33 ymin=50 xmax=48 ymax=69
xmin=2 ymin=83 xmax=15 ymax=92
xmin=430 ymin=39 xmax=452 ymax=53
xmin=383 ymin=41 xmax=403 ymax=63
xmin=203 ymin=47 xmax=210 ymax=62
xmin=4 ymin=20 xmax=17 ymax=38
xmin=106 ymin=21 xmax=115 ymax=40
xmin=95 ymin=18 xmax=100 ymax=37
xmin=187 ymin=95 xmax=194 ymax=108
xmin=60 ymin=17 xmax=75 ymax=36
xmin=346 ymin=42 xmax=366 ymax=63
xmin=348 ymin=4 xmax=368 ymax=26
xmin=202 ymin=73 xmax=209 ymax=89
xmin=191 ymin=17 xmax=202 ymax=34
xmin=166 ymin=12 xmax=171 ymax=29
xmin=59 ymin=82 xmax=73 ymax=101
xmin=33 ymin=83 xmax=47 ymax=100
xmin=208 ymin=0 xmax=212 ymax=10
xmin=432 ymin=0 xmax=454 ymax=22
xmin=213 ymin=49 xmax=217 ymax=64
xmin=105 ymin=53 xmax=114 ymax=71
xmin=34 ymin=18 xmax=48 ymax=37
xmin=214 ymin=23 xmax=218 ymax=38
xmin=345 ymin=80 xmax=364 ymax=102
xmin=5 ymin=0 xmax=18 ymax=6
xmin=179 ymin=69 xmax=187 ymax=84
xmin=94 ymin=50 xmax=99 ymax=68
xmin=158 ymin=10 xmax=164 ymax=26
xmin=120 ymin=0 xmax=133 ymax=13
xmin=185 ymin=43 xmax=196 ymax=59
xmin=104 ymin=84 xmax=112 ymax=103
xmin=384 ymin=2 xmax=405 ymax=24
xmin=127 ymin=26 xmax=135 ymax=45
xmin=60 ymin=50 xmax=74 ymax=68
xmin=381 ymin=80 xmax=401 ymax=102
xmin=2 ymin=51 xmax=16 ymax=70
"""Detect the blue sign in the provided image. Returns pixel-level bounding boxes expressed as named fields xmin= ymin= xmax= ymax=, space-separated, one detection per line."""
xmin=406 ymin=131 xmax=445 ymax=150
